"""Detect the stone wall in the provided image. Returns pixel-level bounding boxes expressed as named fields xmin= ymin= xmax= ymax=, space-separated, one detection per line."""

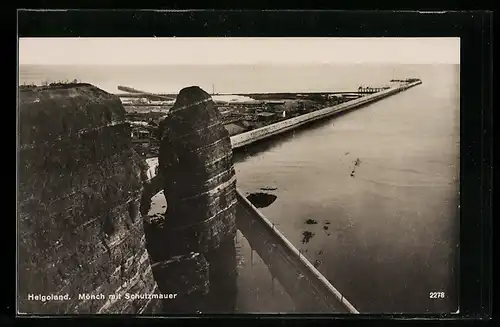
xmin=18 ymin=84 xmax=159 ymax=314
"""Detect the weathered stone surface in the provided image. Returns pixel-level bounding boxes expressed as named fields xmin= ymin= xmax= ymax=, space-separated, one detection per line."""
xmin=158 ymin=86 xmax=237 ymax=241
xmin=18 ymin=84 xmax=159 ymax=314
xmin=149 ymin=86 xmax=238 ymax=313
xmin=19 ymin=84 xmax=125 ymax=146
xmin=151 ymin=253 xmax=209 ymax=313
xmin=19 ymin=124 xmax=133 ymax=182
xmin=152 ymin=253 xmax=210 ymax=295
xmin=144 ymin=206 xmax=237 ymax=262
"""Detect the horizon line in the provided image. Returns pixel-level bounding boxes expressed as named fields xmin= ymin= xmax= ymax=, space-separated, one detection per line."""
xmin=19 ymin=62 xmax=459 ymax=66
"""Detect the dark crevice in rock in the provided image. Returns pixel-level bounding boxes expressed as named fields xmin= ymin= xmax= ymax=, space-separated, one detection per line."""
xmin=100 ymin=236 xmax=112 ymax=257
xmin=128 ymin=201 xmax=137 ymax=223
xmin=102 ymin=211 xmax=115 ymax=236
xmin=120 ymin=258 xmax=126 ymax=281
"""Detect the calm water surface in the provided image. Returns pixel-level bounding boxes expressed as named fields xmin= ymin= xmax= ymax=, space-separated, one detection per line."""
xmin=233 ymin=64 xmax=460 ymax=313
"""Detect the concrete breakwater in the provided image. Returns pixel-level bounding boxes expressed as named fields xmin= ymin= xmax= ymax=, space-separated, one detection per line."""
xmin=18 ymin=83 xmax=159 ymax=314
xmin=230 ymin=81 xmax=422 ymax=149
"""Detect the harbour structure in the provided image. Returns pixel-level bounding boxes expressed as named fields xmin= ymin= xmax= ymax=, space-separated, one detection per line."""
xmin=230 ymin=80 xmax=422 ymax=149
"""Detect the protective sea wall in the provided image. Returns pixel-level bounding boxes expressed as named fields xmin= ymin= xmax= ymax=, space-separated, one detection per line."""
xmin=18 ymin=84 xmax=159 ymax=314
xmin=231 ymin=81 xmax=422 ymax=149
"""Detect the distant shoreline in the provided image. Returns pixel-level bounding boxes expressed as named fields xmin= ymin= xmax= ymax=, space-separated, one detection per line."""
xmin=116 ymin=91 xmax=363 ymax=98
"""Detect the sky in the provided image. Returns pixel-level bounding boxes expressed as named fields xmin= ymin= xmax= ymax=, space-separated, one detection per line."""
xmin=18 ymin=37 xmax=460 ymax=66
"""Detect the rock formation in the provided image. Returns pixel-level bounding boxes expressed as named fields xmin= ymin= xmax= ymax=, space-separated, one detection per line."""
xmin=18 ymin=83 xmax=159 ymax=314
xmin=146 ymin=86 xmax=238 ymax=313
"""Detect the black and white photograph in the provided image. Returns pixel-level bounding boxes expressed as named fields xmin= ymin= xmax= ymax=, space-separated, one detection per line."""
xmin=17 ymin=36 xmax=460 ymax=315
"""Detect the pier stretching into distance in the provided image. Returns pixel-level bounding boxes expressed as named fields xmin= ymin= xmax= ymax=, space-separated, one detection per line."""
xmin=18 ymin=79 xmax=421 ymax=314
xmin=229 ymin=81 xmax=422 ymax=149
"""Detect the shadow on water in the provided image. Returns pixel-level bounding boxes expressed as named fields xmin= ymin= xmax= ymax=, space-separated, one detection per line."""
xmin=246 ymin=192 xmax=277 ymax=208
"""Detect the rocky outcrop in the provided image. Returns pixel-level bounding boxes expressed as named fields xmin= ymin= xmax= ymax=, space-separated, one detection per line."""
xmin=18 ymin=84 xmax=159 ymax=314
xmin=147 ymin=86 xmax=238 ymax=313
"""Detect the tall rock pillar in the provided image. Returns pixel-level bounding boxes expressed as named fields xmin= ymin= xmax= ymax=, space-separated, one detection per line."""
xmin=146 ymin=86 xmax=238 ymax=313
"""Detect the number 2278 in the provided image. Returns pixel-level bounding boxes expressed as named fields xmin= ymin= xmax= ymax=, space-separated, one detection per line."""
xmin=429 ymin=292 xmax=445 ymax=299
